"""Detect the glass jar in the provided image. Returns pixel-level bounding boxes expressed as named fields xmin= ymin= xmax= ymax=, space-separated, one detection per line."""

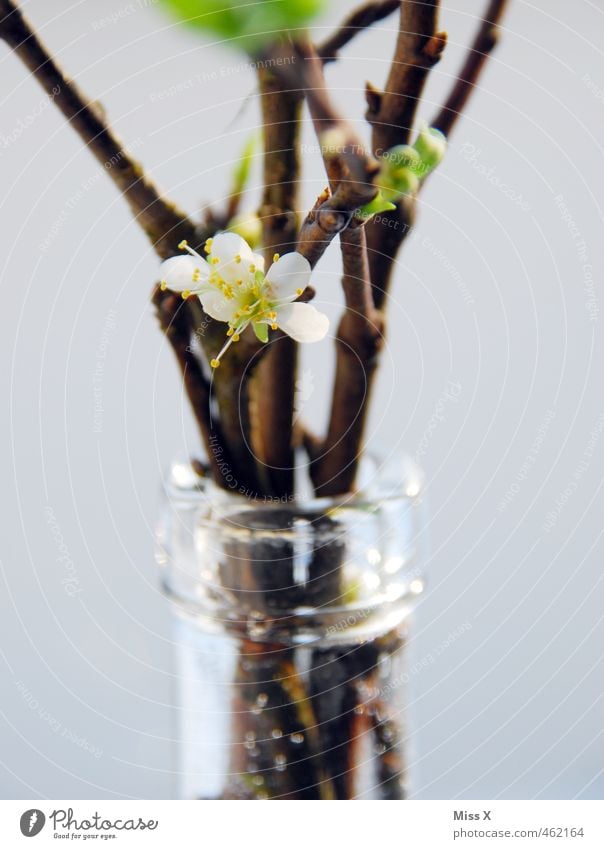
xmin=156 ymin=457 xmax=425 ymax=800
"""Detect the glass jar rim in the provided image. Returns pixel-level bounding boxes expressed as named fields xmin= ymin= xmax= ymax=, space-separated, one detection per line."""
xmin=162 ymin=452 xmax=423 ymax=536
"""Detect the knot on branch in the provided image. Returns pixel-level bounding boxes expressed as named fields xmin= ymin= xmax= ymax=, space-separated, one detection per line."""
xmin=365 ymin=81 xmax=383 ymax=121
xmin=423 ymin=30 xmax=448 ymax=64
xmin=316 ymin=207 xmax=353 ymax=234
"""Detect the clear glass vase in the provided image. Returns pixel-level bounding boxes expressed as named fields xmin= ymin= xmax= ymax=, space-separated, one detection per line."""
xmin=156 ymin=458 xmax=425 ymax=800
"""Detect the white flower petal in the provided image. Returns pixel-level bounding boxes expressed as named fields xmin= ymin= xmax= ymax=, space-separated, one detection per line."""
xmin=252 ymin=252 xmax=265 ymax=274
xmin=210 ymin=232 xmax=254 ymax=266
xmin=209 ymin=232 xmax=258 ymax=286
xmin=265 ymin=252 xmax=311 ymax=300
xmin=159 ymin=255 xmax=208 ymax=292
xmin=199 ymin=290 xmax=236 ymax=323
xmin=276 ymin=302 xmax=329 ymax=343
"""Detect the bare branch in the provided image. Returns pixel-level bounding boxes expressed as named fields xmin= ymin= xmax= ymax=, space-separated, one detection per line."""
xmin=250 ymin=66 xmax=304 ymax=498
xmin=432 ymin=0 xmax=509 ymax=136
xmin=366 ymin=0 xmax=447 ymax=152
xmin=0 ymin=0 xmax=195 ymax=259
xmin=317 ymin=0 xmax=400 ymax=65
xmin=278 ymin=40 xmax=379 ymax=267
xmin=365 ymin=1 xmax=444 ymax=309
xmin=312 ymin=224 xmax=384 ymax=496
xmin=151 ymin=286 xmax=234 ymax=486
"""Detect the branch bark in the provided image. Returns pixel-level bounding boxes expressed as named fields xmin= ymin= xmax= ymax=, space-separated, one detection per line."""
xmin=289 ymin=40 xmax=379 ymax=268
xmin=365 ymin=0 xmax=445 ymax=309
xmin=431 ymin=0 xmax=509 ymax=136
xmin=311 ymin=224 xmax=384 ymax=496
xmin=250 ymin=66 xmax=304 ymax=498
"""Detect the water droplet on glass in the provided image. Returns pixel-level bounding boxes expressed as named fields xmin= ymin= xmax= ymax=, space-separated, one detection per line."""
xmin=274 ymin=753 xmax=287 ymax=772
xmin=289 ymin=732 xmax=304 ymax=744
xmin=271 ymin=728 xmax=283 ymax=739
xmin=252 ymin=692 xmax=269 ymax=715
xmin=247 ymin=610 xmax=269 ymax=638
xmin=252 ymin=774 xmax=264 ymax=787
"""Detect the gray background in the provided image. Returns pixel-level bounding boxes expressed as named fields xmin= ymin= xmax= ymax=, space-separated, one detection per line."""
xmin=1 ymin=0 xmax=603 ymax=799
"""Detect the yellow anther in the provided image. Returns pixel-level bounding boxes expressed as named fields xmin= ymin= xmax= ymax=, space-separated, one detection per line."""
xmin=192 ymin=269 xmax=200 ymax=282
xmin=236 ymin=279 xmax=243 ymax=286
xmin=296 ymin=288 xmax=303 ymax=296
xmin=160 ymin=281 xmax=167 ymax=291
xmin=249 ymin=264 xmax=256 ymax=273
xmin=271 ymin=323 xmax=278 ymax=330
xmin=210 ymin=358 xmax=220 ymax=369
xmin=181 ymin=290 xmax=191 ymax=299
xmin=273 ymin=253 xmax=280 ymax=263
xmin=226 ymin=328 xmax=234 ymax=337
xmin=210 ymin=256 xmax=220 ymax=265
xmin=235 ymin=254 xmax=242 ymax=263
xmin=178 ymin=239 xmax=188 ymax=250
xmin=204 ymin=238 xmax=213 ymax=254
xmin=232 ymin=334 xmax=240 ymax=342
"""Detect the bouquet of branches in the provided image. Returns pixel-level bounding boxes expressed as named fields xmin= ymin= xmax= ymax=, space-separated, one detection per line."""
xmin=1 ymin=0 xmax=508 ymax=800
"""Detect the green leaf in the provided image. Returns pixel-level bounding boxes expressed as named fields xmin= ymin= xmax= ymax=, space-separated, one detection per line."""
xmin=357 ymin=192 xmax=397 ymax=220
xmin=157 ymin=0 xmax=325 ymax=52
xmin=231 ymin=134 xmax=256 ymax=196
xmin=253 ymin=322 xmax=269 ymax=343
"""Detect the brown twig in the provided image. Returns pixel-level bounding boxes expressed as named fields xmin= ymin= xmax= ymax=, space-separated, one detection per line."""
xmin=431 ymin=0 xmax=509 ymax=136
xmin=288 ymin=40 xmax=379 ymax=268
xmin=312 ymin=224 xmax=384 ymax=496
xmin=365 ymin=0 xmax=445 ymax=308
xmin=0 ymin=0 xmax=195 ymax=259
xmin=249 ymin=66 xmax=304 ymax=498
xmin=316 ymin=0 xmax=400 ymax=64
xmin=0 ymin=0 xmax=273 ymax=493
xmin=365 ymin=0 xmax=447 ymax=152
xmin=151 ymin=286 xmax=233 ymax=486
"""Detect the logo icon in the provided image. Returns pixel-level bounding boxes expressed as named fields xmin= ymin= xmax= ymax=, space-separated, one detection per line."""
xmin=20 ymin=810 xmax=45 ymax=837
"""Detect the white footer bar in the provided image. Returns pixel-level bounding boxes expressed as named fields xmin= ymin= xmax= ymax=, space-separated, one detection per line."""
xmin=1 ymin=800 xmax=602 ymax=848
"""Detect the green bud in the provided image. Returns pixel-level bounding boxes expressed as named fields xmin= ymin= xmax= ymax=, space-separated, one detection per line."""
xmin=413 ymin=123 xmax=447 ymax=175
xmin=228 ymin=212 xmax=262 ymax=248
xmin=384 ymin=145 xmax=421 ymax=172
xmin=157 ymin=0 xmax=325 ymax=53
